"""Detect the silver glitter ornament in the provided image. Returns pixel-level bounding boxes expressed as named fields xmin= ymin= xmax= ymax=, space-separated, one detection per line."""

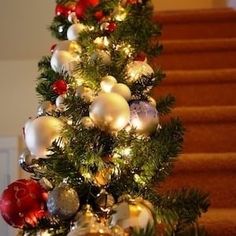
xmin=47 ymin=184 xmax=80 ymax=219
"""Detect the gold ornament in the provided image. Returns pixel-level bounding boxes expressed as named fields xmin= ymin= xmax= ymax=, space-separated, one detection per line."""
xmin=68 ymin=205 xmax=112 ymax=236
xmin=109 ymin=197 xmax=155 ymax=233
xmin=94 ymin=168 xmax=112 ymax=186
xmin=148 ymin=96 xmax=157 ymax=107
xmin=110 ymin=83 xmax=131 ymax=101
xmin=113 ymin=5 xmax=127 ymax=22
xmin=24 ymin=116 xmax=63 ymax=157
xmin=80 ymin=117 xmax=95 ymax=129
xmin=100 ymin=76 xmax=117 ymax=93
xmin=56 ymin=94 xmax=67 ymax=112
xmin=126 ymin=61 xmax=154 ymax=83
xmin=76 ymin=86 xmax=95 ymax=103
xmin=89 ymin=93 xmax=130 ymax=132
xmin=94 ymin=36 xmax=110 ymax=49
xmin=94 ymin=50 xmax=111 ymax=65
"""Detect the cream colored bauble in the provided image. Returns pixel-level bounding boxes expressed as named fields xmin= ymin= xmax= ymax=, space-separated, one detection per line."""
xmin=56 ymin=95 xmax=67 ymax=112
xmin=24 ymin=116 xmax=63 ymax=157
xmin=96 ymin=50 xmax=111 ymax=65
xmin=51 ymin=50 xmax=77 ymax=73
xmin=80 ymin=117 xmax=95 ymax=129
xmin=111 ymin=83 xmax=131 ymax=101
xmin=67 ymin=23 xmax=87 ymax=40
xmin=109 ymin=199 xmax=154 ymax=232
xmin=100 ymin=76 xmax=117 ymax=93
xmin=94 ymin=36 xmax=110 ymax=49
xmin=89 ymin=93 xmax=130 ymax=132
xmin=126 ymin=61 xmax=154 ymax=83
xmin=55 ymin=40 xmax=82 ymax=54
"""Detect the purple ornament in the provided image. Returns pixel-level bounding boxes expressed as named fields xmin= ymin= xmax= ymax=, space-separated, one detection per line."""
xmin=129 ymin=101 xmax=159 ymax=135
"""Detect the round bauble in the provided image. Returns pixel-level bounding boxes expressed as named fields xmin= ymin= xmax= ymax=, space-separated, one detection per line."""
xmin=111 ymin=83 xmax=131 ymax=101
xmin=100 ymin=76 xmax=117 ymax=93
xmin=55 ymin=40 xmax=82 ymax=55
xmin=94 ymin=36 xmax=110 ymax=49
xmin=19 ymin=148 xmax=35 ymax=173
xmin=67 ymin=23 xmax=87 ymax=40
xmin=126 ymin=61 xmax=154 ymax=83
xmin=37 ymin=101 xmax=54 ymax=116
xmin=113 ymin=5 xmax=127 ymax=21
xmin=0 ymin=179 xmax=47 ymax=228
xmin=93 ymin=50 xmax=111 ymax=65
xmin=129 ymin=101 xmax=159 ymax=135
xmin=68 ymin=205 xmax=112 ymax=236
xmin=89 ymin=93 xmax=130 ymax=132
xmin=109 ymin=198 xmax=154 ymax=232
xmin=76 ymin=86 xmax=95 ymax=103
xmin=80 ymin=117 xmax=95 ymax=129
xmin=51 ymin=50 xmax=77 ymax=74
xmin=24 ymin=116 xmax=63 ymax=157
xmin=56 ymin=95 xmax=67 ymax=112
xmin=55 ymin=3 xmax=76 ymax=17
xmin=47 ymin=184 xmax=79 ymax=219
xmin=52 ymin=79 xmax=68 ymax=95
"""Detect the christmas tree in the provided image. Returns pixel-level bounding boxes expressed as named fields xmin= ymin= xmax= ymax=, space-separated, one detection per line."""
xmin=0 ymin=0 xmax=209 ymax=235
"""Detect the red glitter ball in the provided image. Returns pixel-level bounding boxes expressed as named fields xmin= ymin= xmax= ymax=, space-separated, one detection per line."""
xmin=55 ymin=4 xmax=76 ymax=17
xmin=52 ymin=79 xmax=68 ymax=95
xmin=106 ymin=22 xmax=117 ymax=32
xmin=0 ymin=179 xmax=47 ymax=228
xmin=94 ymin=10 xmax=105 ymax=21
xmin=134 ymin=52 xmax=147 ymax=62
xmin=75 ymin=0 xmax=100 ymax=19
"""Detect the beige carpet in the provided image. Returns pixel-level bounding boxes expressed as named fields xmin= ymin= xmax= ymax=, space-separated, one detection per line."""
xmin=152 ymin=8 xmax=236 ymax=235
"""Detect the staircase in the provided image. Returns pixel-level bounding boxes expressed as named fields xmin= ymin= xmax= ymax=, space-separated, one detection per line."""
xmin=151 ymin=8 xmax=236 ymax=235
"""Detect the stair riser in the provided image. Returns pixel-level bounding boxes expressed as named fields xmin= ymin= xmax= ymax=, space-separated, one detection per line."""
xmin=159 ymin=172 xmax=236 ymax=208
xmin=182 ymin=122 xmax=236 ymax=153
xmin=153 ymin=82 xmax=236 ymax=106
xmin=159 ymin=22 xmax=236 ymax=40
xmin=151 ymin=51 xmax=236 ymax=70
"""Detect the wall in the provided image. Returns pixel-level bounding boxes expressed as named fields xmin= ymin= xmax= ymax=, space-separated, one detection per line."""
xmin=0 ymin=0 xmax=231 ymax=138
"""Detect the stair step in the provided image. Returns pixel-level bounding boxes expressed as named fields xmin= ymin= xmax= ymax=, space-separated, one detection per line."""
xmin=167 ymin=106 xmax=236 ymax=153
xmin=151 ymin=38 xmax=236 ymax=70
xmin=174 ymin=153 xmax=236 ymax=172
xmin=199 ymin=208 xmax=236 ymax=235
xmin=159 ymin=171 xmax=236 ymax=208
xmin=155 ymin=8 xmax=236 ymax=40
xmin=152 ymin=69 xmax=236 ymax=106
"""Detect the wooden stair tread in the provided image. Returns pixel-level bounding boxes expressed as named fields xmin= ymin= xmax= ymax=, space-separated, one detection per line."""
xmin=161 ymin=38 xmax=236 ymax=53
xmin=155 ymin=8 xmax=236 ymax=24
xmin=171 ymin=106 xmax=236 ymax=123
xmin=199 ymin=208 xmax=236 ymax=236
xmin=164 ymin=68 xmax=236 ymax=84
xmin=174 ymin=153 xmax=236 ymax=172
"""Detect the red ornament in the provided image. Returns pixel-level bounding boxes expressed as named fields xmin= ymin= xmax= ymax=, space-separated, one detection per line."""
xmin=106 ymin=22 xmax=117 ymax=33
xmin=55 ymin=4 xmax=76 ymax=17
xmin=75 ymin=0 xmax=100 ymax=19
xmin=127 ymin=0 xmax=139 ymax=4
xmin=134 ymin=52 xmax=147 ymax=62
xmin=94 ymin=10 xmax=105 ymax=21
xmin=52 ymin=79 xmax=68 ymax=95
xmin=50 ymin=44 xmax=57 ymax=54
xmin=0 ymin=179 xmax=47 ymax=228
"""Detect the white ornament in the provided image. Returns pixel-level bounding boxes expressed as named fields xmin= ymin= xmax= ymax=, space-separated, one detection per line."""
xmin=95 ymin=50 xmax=111 ymax=65
xmin=51 ymin=50 xmax=77 ymax=74
xmin=111 ymin=83 xmax=131 ymax=101
xmin=126 ymin=61 xmax=154 ymax=83
xmin=89 ymin=93 xmax=130 ymax=132
xmin=24 ymin=116 xmax=63 ymax=157
xmin=110 ymin=200 xmax=154 ymax=231
xmin=100 ymin=76 xmax=117 ymax=93
xmin=67 ymin=23 xmax=87 ymax=40
xmin=56 ymin=95 xmax=67 ymax=112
